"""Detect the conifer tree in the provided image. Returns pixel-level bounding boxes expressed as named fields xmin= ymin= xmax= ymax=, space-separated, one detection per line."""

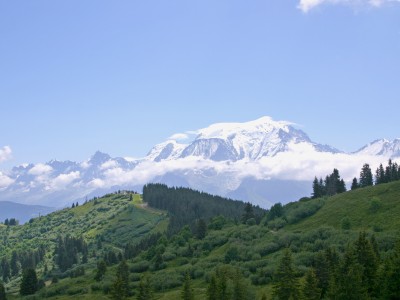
xmin=354 ymin=231 xmax=378 ymax=295
xmin=233 ymin=269 xmax=246 ymax=300
xmin=312 ymin=177 xmax=324 ymax=198
xmin=380 ymin=241 xmax=400 ymax=299
xmin=111 ymin=260 xmax=129 ymax=300
xmin=207 ymin=275 xmax=218 ymax=300
xmin=375 ymin=164 xmax=386 ymax=184
xmin=0 ymin=281 xmax=6 ymax=300
xmin=302 ymin=269 xmax=321 ymax=300
xmin=314 ymin=251 xmax=330 ymax=298
xmin=359 ymin=164 xmax=373 ymax=187
xmin=20 ymin=268 xmax=38 ymax=296
xmin=273 ymin=249 xmax=299 ymax=300
xmin=195 ymin=219 xmax=207 ymax=239
xmin=137 ymin=274 xmax=153 ymax=300
xmin=181 ymin=271 xmax=194 ymax=300
xmin=351 ymin=177 xmax=359 ymax=190
xmin=94 ymin=260 xmax=107 ymax=281
xmin=242 ymin=202 xmax=255 ymax=224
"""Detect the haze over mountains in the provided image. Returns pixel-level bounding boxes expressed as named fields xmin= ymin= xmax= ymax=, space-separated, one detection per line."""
xmin=0 ymin=117 xmax=399 ymax=208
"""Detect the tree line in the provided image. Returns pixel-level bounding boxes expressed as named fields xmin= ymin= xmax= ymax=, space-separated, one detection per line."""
xmin=143 ymin=184 xmax=265 ymax=234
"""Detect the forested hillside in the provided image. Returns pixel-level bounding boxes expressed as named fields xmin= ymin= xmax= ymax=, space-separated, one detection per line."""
xmin=0 ymin=182 xmax=399 ymax=299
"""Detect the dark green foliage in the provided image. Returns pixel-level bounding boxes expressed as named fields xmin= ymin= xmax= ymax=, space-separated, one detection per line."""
xmin=266 ymin=203 xmax=283 ymax=221
xmin=0 ymin=281 xmax=6 ymax=300
xmin=379 ymin=241 xmax=400 ymax=299
xmin=354 ymin=232 xmax=379 ymax=295
xmin=194 ymin=218 xmax=207 ymax=240
xmin=143 ymin=184 xmax=265 ymax=234
xmin=111 ymin=260 xmax=130 ymax=300
xmin=137 ymin=274 xmax=153 ymax=300
xmin=124 ymin=233 xmax=162 ymax=260
xmin=54 ymin=235 xmax=87 ymax=272
xmin=312 ymin=169 xmax=346 ymax=198
xmin=94 ymin=260 xmax=107 ymax=281
xmin=329 ymin=246 xmax=367 ymax=300
xmin=375 ymin=159 xmax=400 ymax=185
xmin=233 ymin=269 xmax=246 ymax=300
xmin=1 ymin=259 xmax=9 ymax=282
xmin=207 ymin=275 xmax=218 ymax=300
xmin=273 ymin=249 xmax=299 ymax=300
xmin=20 ymin=268 xmax=38 ymax=295
xmin=313 ymin=251 xmax=330 ymax=298
xmin=242 ymin=202 xmax=255 ymax=224
xmin=359 ymin=164 xmax=374 ymax=187
xmin=351 ymin=177 xmax=359 ymax=190
xmin=181 ymin=271 xmax=194 ymax=300
xmin=302 ymin=269 xmax=321 ymax=300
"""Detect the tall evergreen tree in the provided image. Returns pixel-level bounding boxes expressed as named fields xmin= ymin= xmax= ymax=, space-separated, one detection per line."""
xmin=359 ymin=164 xmax=373 ymax=187
xmin=354 ymin=231 xmax=378 ymax=295
xmin=20 ymin=268 xmax=38 ymax=296
xmin=207 ymin=275 xmax=218 ymax=300
xmin=94 ymin=260 xmax=107 ymax=281
xmin=351 ymin=177 xmax=359 ymax=190
xmin=273 ymin=249 xmax=299 ymax=300
xmin=302 ymin=269 xmax=321 ymax=300
xmin=181 ymin=271 xmax=194 ymax=300
xmin=232 ymin=269 xmax=246 ymax=300
xmin=314 ymin=251 xmax=330 ymax=298
xmin=380 ymin=241 xmax=400 ymax=299
xmin=375 ymin=164 xmax=386 ymax=185
xmin=111 ymin=260 xmax=129 ymax=300
xmin=241 ymin=202 xmax=255 ymax=224
xmin=137 ymin=274 xmax=153 ymax=300
xmin=194 ymin=219 xmax=207 ymax=240
xmin=10 ymin=251 xmax=19 ymax=277
xmin=0 ymin=281 xmax=6 ymax=300
xmin=312 ymin=177 xmax=324 ymax=198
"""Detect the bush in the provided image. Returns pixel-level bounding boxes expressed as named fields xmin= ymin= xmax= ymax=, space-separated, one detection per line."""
xmin=369 ymin=197 xmax=382 ymax=214
xmin=341 ymin=217 xmax=351 ymax=230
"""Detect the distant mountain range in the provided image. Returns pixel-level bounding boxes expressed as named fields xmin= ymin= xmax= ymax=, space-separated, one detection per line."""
xmin=0 ymin=116 xmax=399 ymax=208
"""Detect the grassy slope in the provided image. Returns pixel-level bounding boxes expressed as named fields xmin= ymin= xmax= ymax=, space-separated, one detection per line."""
xmin=3 ymin=182 xmax=400 ymax=299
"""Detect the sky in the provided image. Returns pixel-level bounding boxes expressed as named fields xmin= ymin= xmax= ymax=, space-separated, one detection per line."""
xmin=1 ymin=0 xmax=400 ymax=169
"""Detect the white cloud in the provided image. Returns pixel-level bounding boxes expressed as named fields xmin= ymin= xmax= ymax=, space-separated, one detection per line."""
xmin=0 ymin=146 xmax=12 ymax=163
xmin=298 ymin=0 xmax=400 ymax=12
xmin=48 ymin=171 xmax=80 ymax=190
xmin=0 ymin=172 xmax=14 ymax=189
xmin=168 ymin=133 xmax=189 ymax=141
xmin=100 ymin=160 xmax=118 ymax=170
xmin=28 ymin=163 xmax=53 ymax=175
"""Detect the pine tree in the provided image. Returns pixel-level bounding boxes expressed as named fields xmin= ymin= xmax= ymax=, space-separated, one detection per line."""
xmin=233 ymin=269 xmax=246 ymax=300
xmin=94 ymin=260 xmax=107 ymax=281
xmin=312 ymin=177 xmax=324 ymax=198
xmin=359 ymin=164 xmax=373 ymax=187
xmin=242 ymin=202 xmax=255 ymax=224
xmin=351 ymin=177 xmax=359 ymax=190
xmin=0 ymin=281 xmax=6 ymax=300
xmin=354 ymin=231 xmax=378 ymax=295
xmin=10 ymin=251 xmax=19 ymax=277
xmin=380 ymin=241 xmax=400 ymax=299
xmin=111 ymin=260 xmax=129 ymax=300
xmin=302 ymin=269 xmax=321 ymax=300
xmin=20 ymin=268 xmax=38 ymax=296
xmin=137 ymin=274 xmax=153 ymax=300
xmin=207 ymin=275 xmax=218 ymax=300
xmin=181 ymin=272 xmax=194 ymax=300
xmin=195 ymin=219 xmax=207 ymax=239
xmin=314 ymin=251 xmax=330 ymax=298
xmin=375 ymin=164 xmax=385 ymax=184
xmin=273 ymin=248 xmax=299 ymax=300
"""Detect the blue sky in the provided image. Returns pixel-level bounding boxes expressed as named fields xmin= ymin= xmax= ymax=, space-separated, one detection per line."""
xmin=1 ymin=0 xmax=399 ymax=168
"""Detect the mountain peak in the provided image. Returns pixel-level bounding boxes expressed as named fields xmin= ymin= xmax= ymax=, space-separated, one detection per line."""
xmin=90 ymin=151 xmax=111 ymax=163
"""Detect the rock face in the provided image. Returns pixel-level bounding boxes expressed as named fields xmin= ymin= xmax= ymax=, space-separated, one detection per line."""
xmin=0 ymin=116 xmax=398 ymax=208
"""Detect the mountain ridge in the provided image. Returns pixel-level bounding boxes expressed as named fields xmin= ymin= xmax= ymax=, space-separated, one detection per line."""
xmin=0 ymin=116 xmax=399 ymax=207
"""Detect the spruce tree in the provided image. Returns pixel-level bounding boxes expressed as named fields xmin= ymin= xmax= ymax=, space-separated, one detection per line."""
xmin=359 ymin=164 xmax=373 ymax=187
xmin=195 ymin=219 xmax=207 ymax=240
xmin=137 ymin=274 xmax=153 ymax=300
xmin=380 ymin=241 xmax=400 ymax=299
xmin=111 ymin=260 xmax=129 ymax=300
xmin=242 ymin=202 xmax=255 ymax=224
xmin=375 ymin=164 xmax=385 ymax=184
xmin=0 ymin=281 xmax=6 ymax=300
xmin=20 ymin=268 xmax=38 ymax=296
xmin=314 ymin=251 xmax=330 ymax=298
xmin=207 ymin=275 xmax=218 ymax=300
xmin=273 ymin=248 xmax=299 ymax=300
xmin=94 ymin=260 xmax=107 ymax=281
xmin=181 ymin=271 xmax=194 ymax=300
xmin=351 ymin=177 xmax=359 ymax=190
xmin=232 ymin=269 xmax=246 ymax=300
xmin=302 ymin=269 xmax=321 ymax=300
xmin=354 ymin=231 xmax=378 ymax=295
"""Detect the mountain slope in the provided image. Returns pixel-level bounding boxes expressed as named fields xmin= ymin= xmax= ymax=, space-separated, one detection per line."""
xmin=1 ymin=182 xmax=400 ymax=299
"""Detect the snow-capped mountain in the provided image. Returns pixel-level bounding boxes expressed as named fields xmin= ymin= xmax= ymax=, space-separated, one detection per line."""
xmin=147 ymin=117 xmax=340 ymax=162
xmin=0 ymin=116 xmax=398 ymax=208
xmin=355 ymin=139 xmax=400 ymax=157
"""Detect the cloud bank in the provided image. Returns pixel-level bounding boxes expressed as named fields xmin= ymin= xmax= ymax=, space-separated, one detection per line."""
xmin=298 ymin=0 xmax=400 ymax=12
